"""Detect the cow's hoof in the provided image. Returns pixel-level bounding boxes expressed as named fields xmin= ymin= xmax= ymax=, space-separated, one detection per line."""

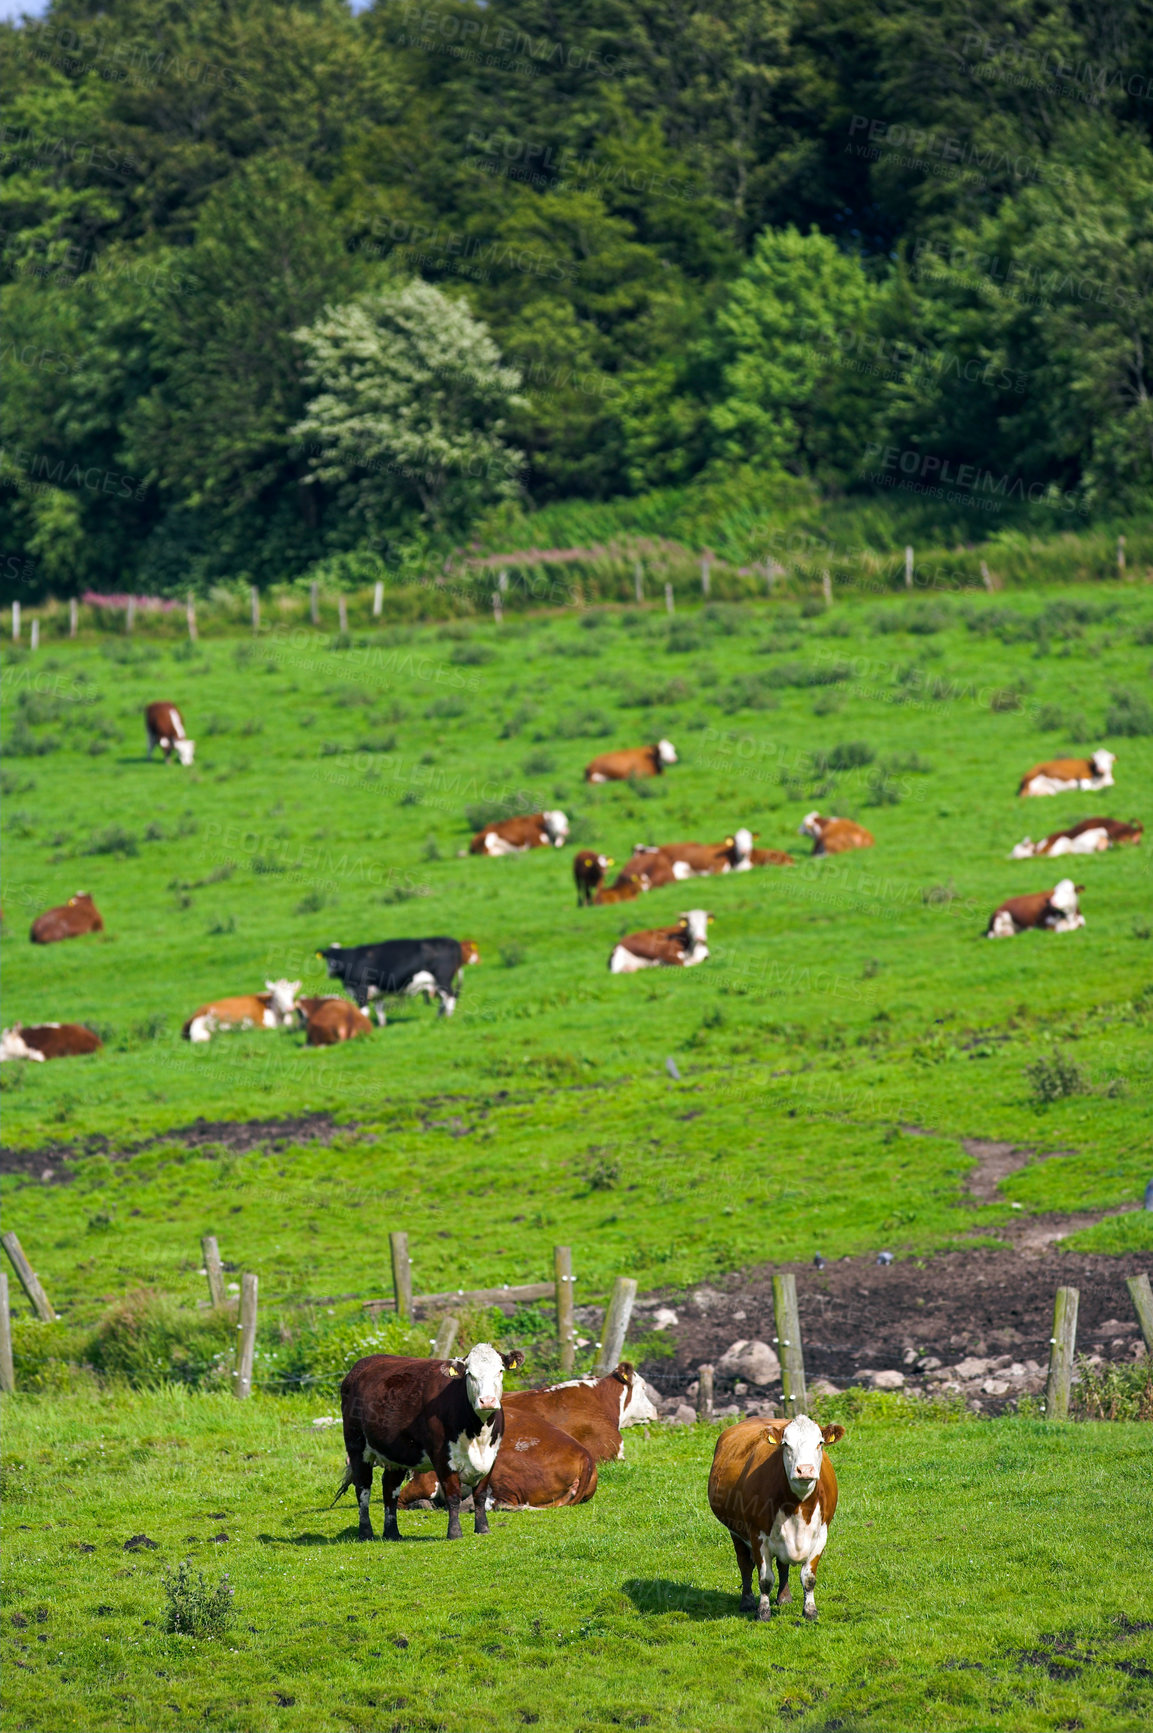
xmin=446 ymin=1525 xmax=463 ymax=1541
xmin=739 ymin=1595 xmax=757 ymax=1614
xmin=756 ymin=1603 xmax=773 ymax=1623
xmin=357 ymin=1532 xmax=373 ymax=1543
xmin=776 ymin=1588 xmax=792 ymax=1606
xmin=803 ymin=1608 xmax=818 ymax=1622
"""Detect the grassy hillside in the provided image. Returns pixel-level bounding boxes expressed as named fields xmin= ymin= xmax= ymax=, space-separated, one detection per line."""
xmin=2 ymin=585 xmax=1151 ymax=1320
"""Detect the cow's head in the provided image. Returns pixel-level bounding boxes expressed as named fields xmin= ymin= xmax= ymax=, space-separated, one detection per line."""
xmin=679 ymin=910 xmax=713 ymax=945
xmin=731 ymin=828 xmax=755 ymax=861
xmin=265 ymin=979 xmax=301 ymax=1018
xmin=0 ymin=1027 xmax=44 ymax=1063
xmin=543 ymin=810 xmax=570 ymax=844
xmin=69 ymin=893 xmax=94 ymax=907
xmin=174 ymin=738 xmax=196 ymax=766
xmin=459 ymin=940 xmax=481 ymax=965
xmin=767 ymin=1415 xmax=844 ymax=1497
xmin=657 ymin=739 xmax=678 ymax=766
xmin=799 ymin=811 xmax=822 ymax=839
xmin=612 ymin=1362 xmax=659 ymax=1427
xmin=1090 ymin=748 xmax=1116 ymax=777
xmin=319 ymin=944 xmax=345 ymax=978
xmin=1010 ymin=836 xmax=1036 ymax=859
xmin=1049 ymin=878 xmax=1080 ymax=917
xmin=451 ymin=1344 xmax=525 ymax=1417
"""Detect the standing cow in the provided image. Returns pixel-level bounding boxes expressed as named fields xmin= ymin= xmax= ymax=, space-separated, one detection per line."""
xmin=336 ymin=1345 xmax=525 ymax=1540
xmin=145 ymin=702 xmax=196 ymax=766
xmin=319 ymin=937 xmax=479 ymax=1020
xmin=574 ymin=851 xmax=613 ymax=905
xmin=708 ymin=1416 xmax=844 ymax=1623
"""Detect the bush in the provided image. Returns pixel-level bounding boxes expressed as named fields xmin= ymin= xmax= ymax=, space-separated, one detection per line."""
xmin=1024 ymin=1050 xmax=1090 ymax=1106
xmin=83 ymin=825 xmax=138 ymax=857
xmin=263 ymin=1311 xmax=424 ymax=1391
xmin=500 ymin=943 xmax=526 ymax=968
xmin=1105 ymin=687 xmax=1153 ymax=736
xmin=1073 ymin=1358 xmax=1153 ymax=1422
xmin=87 ymin=1290 xmax=235 ymax=1388
xmin=825 ymin=740 xmax=874 ymax=771
xmin=551 ymin=708 xmax=614 ymax=738
xmin=522 ymin=749 xmax=555 ymax=775
xmin=5 ymin=719 xmax=61 ymax=757
xmin=450 ymin=642 xmax=494 ymax=665
xmin=163 ymin=1562 xmax=235 ymax=1639
xmin=424 ymin=696 xmax=467 ymax=719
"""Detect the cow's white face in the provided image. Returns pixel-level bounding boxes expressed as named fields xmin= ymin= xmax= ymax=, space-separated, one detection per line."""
xmin=543 ymin=810 xmax=569 ymax=844
xmin=620 ymin=1372 xmax=659 ymax=1427
xmin=681 ymin=909 xmax=711 ymax=945
xmin=1010 ymin=837 xmax=1036 ymax=859
xmin=657 ymin=738 xmax=678 ymax=765
xmin=0 ymin=1028 xmax=43 ymax=1063
xmin=780 ymin=1415 xmax=825 ymax=1497
xmin=265 ymin=979 xmax=301 ymax=1017
xmin=462 ymin=1343 xmax=507 ymax=1416
xmin=799 ymin=810 xmax=821 ymax=839
xmin=733 ymin=827 xmax=754 ymax=859
xmin=1050 ymin=878 xmax=1080 ymax=917
xmin=174 ymin=738 xmax=196 ymax=765
xmin=1091 ymin=750 xmax=1115 ymax=777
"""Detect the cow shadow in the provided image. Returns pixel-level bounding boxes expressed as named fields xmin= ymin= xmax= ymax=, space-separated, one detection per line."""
xmin=258 ymin=1527 xmax=440 ymax=1546
xmin=622 ymin=1578 xmax=739 ymax=1622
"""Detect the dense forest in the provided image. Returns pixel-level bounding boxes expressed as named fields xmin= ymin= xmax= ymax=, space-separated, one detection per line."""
xmin=2 ymin=0 xmax=1152 ymax=597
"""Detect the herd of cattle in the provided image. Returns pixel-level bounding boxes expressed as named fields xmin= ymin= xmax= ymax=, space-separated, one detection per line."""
xmin=2 ymin=707 xmax=1143 ymax=1060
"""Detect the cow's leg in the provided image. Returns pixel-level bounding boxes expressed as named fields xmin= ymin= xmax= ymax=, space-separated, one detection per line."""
xmin=754 ymin=1550 xmax=773 ymax=1622
xmin=776 ymin=1558 xmax=792 ymax=1608
xmin=437 ymin=988 xmax=456 ymax=1018
xmin=349 ymin=1461 xmax=373 ymax=1541
xmin=731 ymin=1533 xmax=756 ymax=1613
xmin=800 ymin=1555 xmax=821 ymax=1620
xmin=473 ymin=1477 xmax=491 ymax=1536
xmin=380 ymin=1469 xmax=405 ymax=1542
xmin=441 ymin=1469 xmax=464 ymax=1539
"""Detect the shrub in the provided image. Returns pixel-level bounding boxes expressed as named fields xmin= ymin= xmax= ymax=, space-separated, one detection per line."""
xmin=162 ymin=1562 xmax=235 ymax=1639
xmin=264 ymin=1311 xmax=424 ymax=1391
xmin=551 ymin=707 xmax=614 ymax=738
xmin=399 ymin=789 xmax=422 ymax=806
xmin=83 ymin=825 xmax=138 ymax=857
xmin=719 ymin=678 xmax=779 ymax=714
xmin=522 ymin=749 xmax=555 ymax=775
xmin=825 ymin=740 xmax=874 ymax=771
xmin=990 ymin=687 xmax=1022 ymax=712
xmin=866 ymin=770 xmax=902 ymax=806
xmin=5 ymin=719 xmax=61 ymax=757
xmin=1072 ymin=1358 xmax=1153 ymax=1422
xmin=500 ymin=943 xmax=526 ymax=968
xmin=1024 ymin=1050 xmax=1090 ymax=1106
xmin=1105 ymin=687 xmax=1153 ymax=736
xmin=356 ymin=735 xmax=397 ymax=753
xmin=465 ymin=798 xmax=524 ymax=830
xmin=425 ymin=696 xmax=467 ymax=719
xmin=450 ymin=642 xmax=493 ymax=665
xmin=87 ymin=1290 xmax=235 ymax=1387
xmin=296 ymin=890 xmax=328 ymax=915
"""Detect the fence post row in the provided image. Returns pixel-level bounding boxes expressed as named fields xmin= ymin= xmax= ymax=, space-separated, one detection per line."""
xmin=1046 ymin=1285 xmax=1079 ymax=1420
xmin=595 ymin=1276 xmax=637 ymax=1378
xmin=0 ymin=1232 xmax=54 ymax=1322
xmin=0 ymin=1272 xmax=14 ymax=1394
xmin=772 ymin=1273 xmax=807 ymax=1416
xmin=554 ymin=1245 xmax=575 ymax=1374
xmin=201 ymin=1234 xmax=226 ymax=1307
xmin=1127 ymin=1272 xmax=1153 ymax=1355
xmin=233 ymin=1273 xmax=258 ymax=1400
xmin=390 ymin=1231 xmax=413 ymax=1322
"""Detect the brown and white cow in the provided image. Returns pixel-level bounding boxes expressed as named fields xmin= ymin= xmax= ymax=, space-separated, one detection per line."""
xmin=574 ymin=850 xmax=613 ymax=905
xmin=1018 ymin=750 xmax=1115 ymax=797
xmin=0 ymin=1023 xmax=102 ymax=1062
xmin=336 ymin=1344 xmax=525 ymax=1540
xmin=30 ymin=893 xmax=104 ymax=944
xmin=1010 ymin=816 xmax=1143 ymax=859
xmin=506 ymin=1362 xmax=658 ymax=1463
xmin=145 ymin=701 xmax=196 ymax=766
xmin=609 ymin=909 xmax=712 ymax=972
xmin=182 ymin=978 xmax=300 ymax=1042
xmin=302 ymin=998 xmax=373 ymax=1046
xmin=470 ymin=810 xmax=569 ymax=855
xmin=585 ymin=740 xmax=677 ymax=783
xmin=400 ymin=1410 xmax=598 ymax=1512
xmin=729 ymin=829 xmax=795 ymax=869
xmin=615 ymin=847 xmax=683 ymax=888
xmin=593 ymin=873 xmax=646 ymax=905
xmin=708 ymin=1415 xmax=844 ymax=1623
xmin=986 ymin=878 xmax=1085 ymax=938
xmin=800 ymin=812 xmax=874 ymax=856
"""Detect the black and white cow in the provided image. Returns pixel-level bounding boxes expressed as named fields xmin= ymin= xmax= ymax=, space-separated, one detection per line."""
xmin=336 ymin=1344 xmax=525 ymax=1540
xmin=317 ymin=937 xmax=479 ymax=1022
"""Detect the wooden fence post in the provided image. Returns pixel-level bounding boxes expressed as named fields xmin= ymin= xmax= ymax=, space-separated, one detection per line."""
xmin=70 ymin=596 xmax=79 ymax=638
xmin=633 ymin=560 xmax=643 ymax=604
xmin=187 ymin=592 xmax=197 ymax=641
xmin=0 ymin=1272 xmax=15 ymax=1393
xmin=338 ymin=594 xmax=348 ymax=633
xmin=201 ymin=1234 xmax=225 ymax=1307
xmin=697 ymin=1363 xmax=714 ymax=1421
xmin=29 ymin=618 xmax=39 ymax=651
xmin=1126 ymin=1272 xmax=1153 ymax=1356
xmin=373 ymin=579 xmax=384 ymax=617
xmin=1045 ymin=1285 xmax=1079 ymax=1420
xmin=232 ymin=1273 xmax=258 ymax=1399
xmin=0 ymin=1232 xmax=54 ymax=1322
xmin=594 ymin=1276 xmax=637 ymax=1376
xmin=664 ymin=582 xmax=674 ymax=614
xmin=12 ymin=600 xmax=20 ymax=639
xmin=773 ymin=1273 xmax=807 ymax=1415
xmin=492 ymin=592 xmax=503 ymax=625
xmin=981 ymin=560 xmax=995 ymax=593
xmin=498 ymin=569 xmax=509 ymax=594
xmin=390 ymin=1232 xmax=413 ymax=1322
xmin=310 ymin=581 xmax=319 ymax=626
xmin=700 ymin=551 xmax=711 ymax=597
xmin=432 ymin=1315 xmax=459 ymax=1359
xmin=904 ymin=545 xmax=914 ymax=590
xmin=554 ymin=1245 xmax=575 ymax=1374
xmin=1118 ymin=534 xmax=1127 ymax=579
xmin=250 ymin=585 xmax=260 ymax=632
xmin=821 ymin=570 xmax=833 ymax=607
xmin=126 ymin=596 xmax=135 ymax=633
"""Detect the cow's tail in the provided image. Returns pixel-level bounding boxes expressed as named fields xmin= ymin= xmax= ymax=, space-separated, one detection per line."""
xmin=330 ymin=1459 xmax=355 ymax=1506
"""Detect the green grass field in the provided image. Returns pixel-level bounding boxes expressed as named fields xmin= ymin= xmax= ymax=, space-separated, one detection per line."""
xmin=3 ymin=1390 xmax=1152 ymax=1733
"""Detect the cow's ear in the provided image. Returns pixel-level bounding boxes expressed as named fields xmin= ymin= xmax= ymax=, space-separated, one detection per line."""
xmin=762 ymin=1421 xmax=789 ymax=1445
xmin=821 ymin=1424 xmax=845 ymax=1446
xmin=613 ymin=1360 xmax=635 ymax=1383
xmin=501 ymin=1349 xmax=525 ymax=1371
xmin=447 ymin=1359 xmax=467 ymax=1379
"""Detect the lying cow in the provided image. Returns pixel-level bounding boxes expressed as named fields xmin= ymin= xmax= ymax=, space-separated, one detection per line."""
xmin=614 ymin=847 xmax=682 ymax=888
xmin=800 ymin=812 xmax=874 ymax=856
xmin=400 ymin=1410 xmax=598 ymax=1512
xmin=585 ymin=739 xmax=677 ymax=782
xmin=319 ymin=937 xmax=479 ymax=1020
xmin=145 ymin=701 xmax=196 ymax=766
xmin=336 ymin=1344 xmax=525 ymax=1540
xmin=629 ymin=830 xmax=794 ymax=879
xmin=0 ymin=1023 xmax=102 ymax=1062
xmin=182 ymin=979 xmax=300 ymax=1043
xmin=574 ymin=850 xmax=613 ymax=905
xmin=986 ymin=878 xmax=1084 ymax=938
xmin=709 ymin=1416 xmax=844 ymax=1623
xmin=609 ymin=909 xmax=712 ymax=972
xmin=1018 ymin=750 xmax=1115 ymax=797
xmin=30 ymin=892 xmax=104 ymax=945
xmin=593 ymin=874 xmax=645 ymax=905
xmin=506 ymin=1362 xmax=658 ymax=1463
xmin=470 ymin=810 xmax=569 ymax=855
xmin=300 ymin=997 xmax=373 ymax=1046
xmin=1010 ymin=816 xmax=1143 ymax=859
xmin=731 ymin=828 xmax=795 ymax=869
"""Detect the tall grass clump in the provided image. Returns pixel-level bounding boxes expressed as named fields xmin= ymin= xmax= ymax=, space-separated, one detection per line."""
xmin=87 ymin=1290 xmax=235 ymax=1387
xmin=163 ymin=1562 xmax=235 ymax=1639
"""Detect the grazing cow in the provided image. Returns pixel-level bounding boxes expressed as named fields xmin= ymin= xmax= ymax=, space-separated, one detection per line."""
xmin=470 ymin=810 xmax=570 ymax=855
xmin=319 ymin=937 xmax=479 ymax=1020
xmin=585 ymin=740 xmax=677 ymax=783
xmin=0 ymin=1023 xmax=102 ymax=1062
xmin=505 ymin=1362 xmax=659 ymax=1463
xmin=592 ymin=874 xmax=646 ymax=905
xmin=799 ymin=812 xmax=874 ymax=856
xmin=182 ymin=979 xmax=300 ymax=1043
xmin=709 ymin=1416 xmax=844 ymax=1623
xmin=145 ymin=701 xmax=195 ymax=766
xmin=30 ymin=892 xmax=104 ymax=945
xmin=303 ymin=998 xmax=373 ymax=1046
xmin=986 ymin=878 xmax=1085 ymax=937
xmin=574 ymin=851 xmax=613 ymax=905
xmin=1018 ymin=750 xmax=1115 ymax=797
xmin=609 ymin=909 xmax=712 ymax=972
xmin=1010 ymin=816 xmax=1143 ymax=859
xmin=336 ymin=1344 xmax=525 ymax=1540
xmin=400 ymin=1411 xmax=598 ymax=1512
